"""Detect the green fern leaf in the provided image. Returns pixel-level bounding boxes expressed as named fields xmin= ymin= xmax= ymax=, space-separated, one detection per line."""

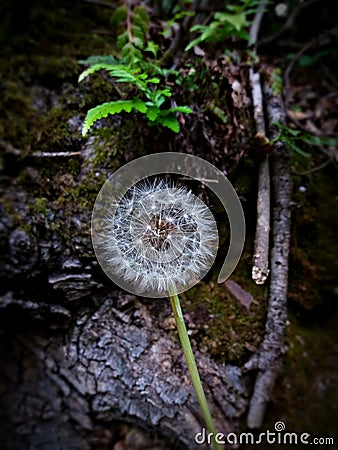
xmin=185 ymin=25 xmax=214 ymax=50
xmin=134 ymin=5 xmax=149 ymax=34
xmin=110 ymin=5 xmax=128 ymax=25
xmin=157 ymin=115 xmax=180 ymax=133
xmin=132 ymin=24 xmax=146 ymax=48
xmin=120 ymin=43 xmax=143 ymax=68
xmin=185 ymin=36 xmax=204 ymax=51
xmin=134 ymin=6 xmax=149 ymax=25
xmin=78 ymin=63 xmax=115 ymax=83
xmin=144 ymin=42 xmax=158 ymax=58
xmin=79 ymin=64 xmax=143 ymax=85
xmin=146 ymin=106 xmax=160 ymax=121
xmin=117 ymin=31 xmax=129 ymax=50
xmin=167 ymin=106 xmax=193 ymax=114
xmin=148 ymin=77 xmax=160 ymax=84
xmin=214 ymin=12 xmax=248 ymax=32
xmin=149 ymin=91 xmax=166 ymax=107
xmin=78 ymin=55 xmax=117 ymax=66
xmin=133 ymin=36 xmax=144 ymax=49
xmin=132 ymin=98 xmax=148 ymax=113
xmin=106 ymin=66 xmax=139 ymax=83
xmin=82 ymin=99 xmax=147 ymax=136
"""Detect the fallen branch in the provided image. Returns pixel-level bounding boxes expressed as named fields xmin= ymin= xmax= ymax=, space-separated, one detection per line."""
xmin=246 ymin=81 xmax=292 ymax=429
xmin=32 ymin=151 xmax=81 ymax=158
xmin=249 ymin=0 xmax=271 ymax=285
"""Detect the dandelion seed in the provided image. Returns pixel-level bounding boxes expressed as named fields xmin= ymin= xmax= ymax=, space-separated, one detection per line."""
xmin=98 ymin=180 xmax=218 ymax=297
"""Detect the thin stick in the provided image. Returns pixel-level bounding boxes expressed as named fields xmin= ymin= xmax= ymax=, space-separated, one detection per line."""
xmin=169 ymin=288 xmax=222 ymax=450
xmin=246 ymin=82 xmax=292 ymax=429
xmin=249 ymin=0 xmax=271 ymax=285
xmin=32 ymin=151 xmax=81 ymax=158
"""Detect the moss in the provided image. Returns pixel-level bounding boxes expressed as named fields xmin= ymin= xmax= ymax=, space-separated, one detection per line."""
xmin=0 ymin=0 xmax=119 ymax=154
xmin=34 ymin=197 xmax=49 ymax=217
xmin=181 ymin=258 xmax=266 ymax=365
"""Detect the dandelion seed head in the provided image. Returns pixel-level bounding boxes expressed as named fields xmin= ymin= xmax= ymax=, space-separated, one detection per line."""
xmin=97 ymin=179 xmax=218 ymax=297
xmin=92 ymin=153 xmax=246 ymax=296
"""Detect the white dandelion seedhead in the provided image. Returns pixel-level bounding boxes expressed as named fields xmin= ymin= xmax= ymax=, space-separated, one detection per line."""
xmin=91 ymin=152 xmax=246 ymax=298
xmin=98 ymin=180 xmax=219 ymax=297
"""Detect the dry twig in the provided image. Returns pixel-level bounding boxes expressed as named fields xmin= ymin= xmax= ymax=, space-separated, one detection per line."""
xmin=246 ymin=82 xmax=292 ymax=429
xmin=249 ymin=0 xmax=271 ymax=285
xmin=32 ymin=151 xmax=81 ymax=158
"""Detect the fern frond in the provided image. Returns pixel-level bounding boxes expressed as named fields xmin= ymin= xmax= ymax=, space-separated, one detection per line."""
xmin=134 ymin=5 xmax=149 ymax=30
xmin=117 ymin=31 xmax=129 ymax=50
xmin=167 ymin=106 xmax=193 ymax=114
xmin=78 ymin=64 xmax=115 ymax=83
xmin=120 ymin=42 xmax=143 ymax=68
xmin=156 ymin=115 xmax=180 ymax=133
xmin=80 ymin=1 xmax=192 ymax=136
xmin=214 ymin=12 xmax=248 ymax=32
xmin=145 ymin=106 xmax=160 ymax=121
xmin=133 ymin=6 xmax=149 ymax=45
xmin=82 ymin=99 xmax=147 ymax=136
xmin=79 ymin=64 xmax=142 ymax=85
xmin=78 ymin=55 xmax=117 ymax=66
xmin=110 ymin=5 xmax=128 ymax=25
xmin=132 ymin=23 xmax=146 ymax=45
xmin=105 ymin=66 xmax=140 ymax=83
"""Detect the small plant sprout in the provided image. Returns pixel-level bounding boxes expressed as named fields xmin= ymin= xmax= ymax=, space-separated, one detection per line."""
xmin=93 ymin=178 xmax=222 ymax=449
xmin=78 ymin=2 xmax=192 ymax=134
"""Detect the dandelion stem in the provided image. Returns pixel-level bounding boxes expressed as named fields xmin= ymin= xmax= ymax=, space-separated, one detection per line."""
xmin=169 ymin=287 xmax=222 ymax=450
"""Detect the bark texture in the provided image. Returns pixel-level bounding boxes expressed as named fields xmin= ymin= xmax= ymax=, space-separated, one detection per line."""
xmin=0 ymin=228 xmax=250 ymax=449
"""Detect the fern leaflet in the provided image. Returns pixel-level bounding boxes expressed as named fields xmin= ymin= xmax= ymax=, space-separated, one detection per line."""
xmin=82 ymin=99 xmax=147 ymax=136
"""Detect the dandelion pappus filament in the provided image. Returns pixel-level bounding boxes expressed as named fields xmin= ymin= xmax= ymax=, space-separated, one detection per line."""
xmin=100 ymin=180 xmax=218 ymax=296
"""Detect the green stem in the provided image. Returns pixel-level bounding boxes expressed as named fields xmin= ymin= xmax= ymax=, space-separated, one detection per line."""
xmin=169 ymin=287 xmax=222 ymax=450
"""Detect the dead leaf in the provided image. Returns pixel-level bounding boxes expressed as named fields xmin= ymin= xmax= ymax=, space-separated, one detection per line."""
xmin=288 ymin=109 xmax=313 ymax=121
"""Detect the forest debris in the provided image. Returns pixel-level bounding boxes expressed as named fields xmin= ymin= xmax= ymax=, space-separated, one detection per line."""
xmin=249 ymin=0 xmax=271 ymax=285
xmin=32 ymin=151 xmax=81 ymax=157
xmin=231 ymin=79 xmax=250 ymax=108
xmin=252 ymin=157 xmax=270 ymax=285
xmin=246 ymin=81 xmax=292 ymax=429
xmin=0 ymin=139 xmax=21 ymax=156
xmin=225 ymin=280 xmax=253 ymax=312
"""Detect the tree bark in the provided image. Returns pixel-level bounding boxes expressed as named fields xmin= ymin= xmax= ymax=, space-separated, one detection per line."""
xmin=0 ymin=289 xmax=250 ymax=449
